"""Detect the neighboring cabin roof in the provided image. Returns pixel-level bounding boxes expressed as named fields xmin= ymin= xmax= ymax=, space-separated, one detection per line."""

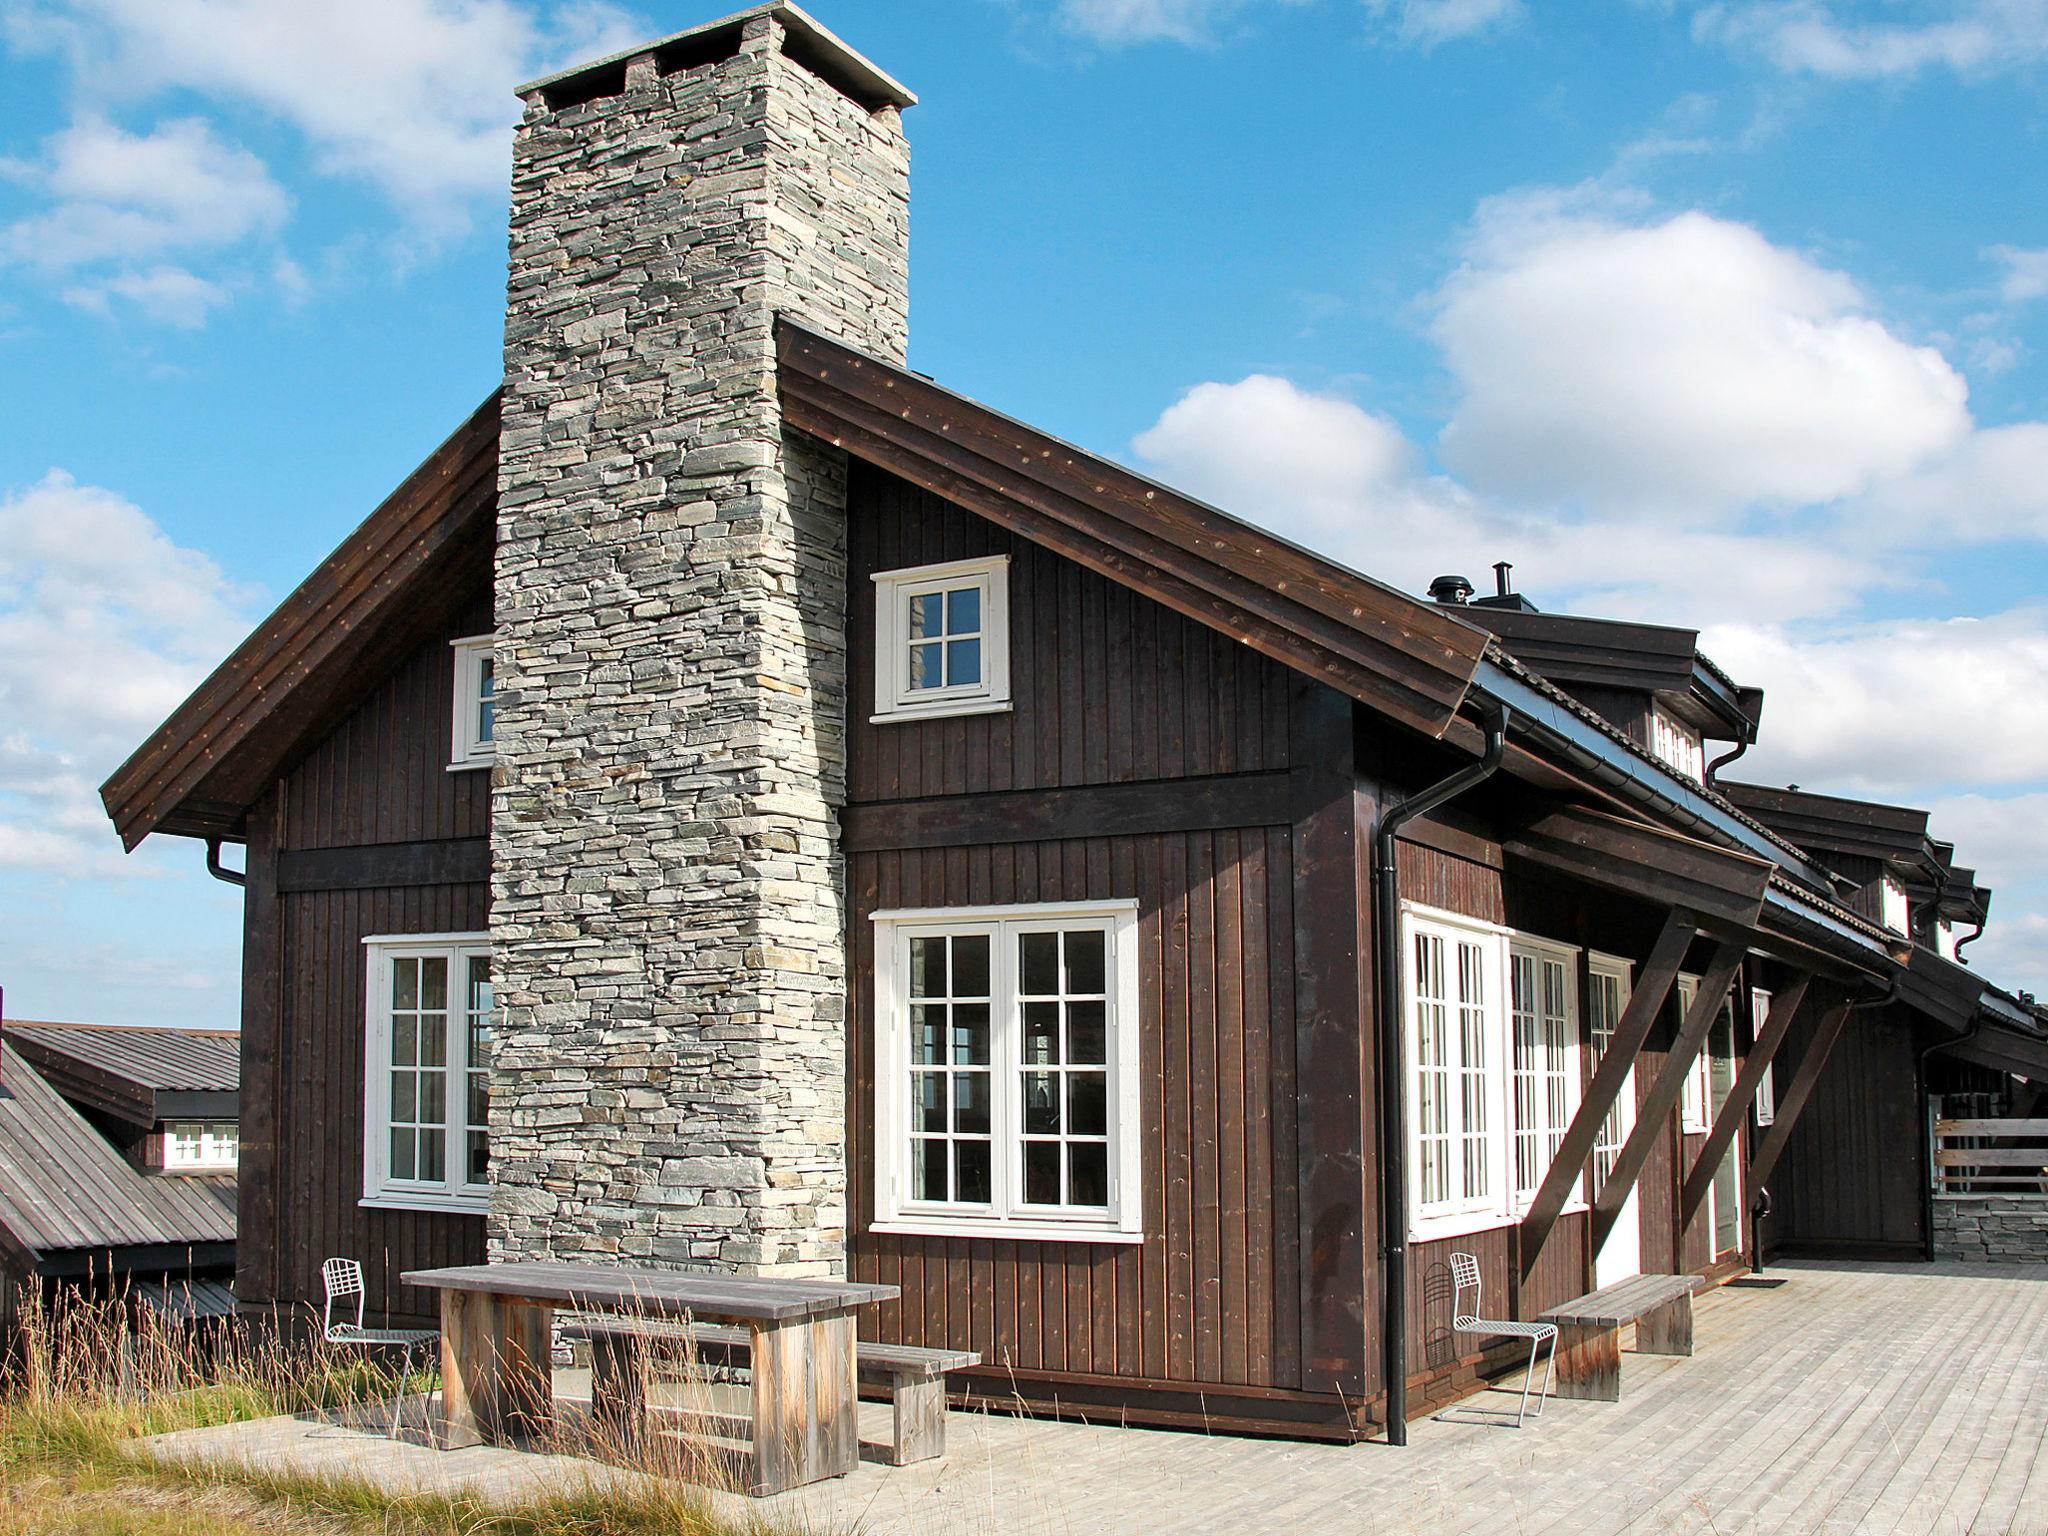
xmin=100 ymin=393 xmax=500 ymax=850
xmin=0 ymin=1044 xmax=235 ymax=1275
xmin=4 ymin=1020 xmax=238 ymax=1129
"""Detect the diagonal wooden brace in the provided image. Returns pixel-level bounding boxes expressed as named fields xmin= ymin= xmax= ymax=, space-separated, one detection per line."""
xmin=1679 ymin=974 xmax=1812 ymax=1228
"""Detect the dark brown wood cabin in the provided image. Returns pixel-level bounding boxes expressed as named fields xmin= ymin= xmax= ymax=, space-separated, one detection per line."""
xmin=106 ymin=326 xmax=1983 ymax=1440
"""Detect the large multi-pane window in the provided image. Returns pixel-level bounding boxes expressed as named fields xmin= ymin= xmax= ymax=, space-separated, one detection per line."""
xmin=1509 ymin=939 xmax=1579 ymax=1204
xmin=362 ymin=933 xmax=492 ymax=1213
xmin=1406 ymin=905 xmax=1595 ymax=1239
xmin=1586 ymin=955 xmax=1636 ymax=1196
xmin=873 ymin=901 xmax=1140 ymax=1241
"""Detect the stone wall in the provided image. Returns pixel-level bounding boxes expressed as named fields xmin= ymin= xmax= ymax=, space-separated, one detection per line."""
xmin=488 ymin=11 xmax=910 ymax=1276
xmin=1932 ymin=1196 xmax=2048 ymax=1265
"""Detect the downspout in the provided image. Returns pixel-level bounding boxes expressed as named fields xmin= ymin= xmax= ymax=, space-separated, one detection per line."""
xmin=1917 ymin=1003 xmax=1982 ymax=1261
xmin=1954 ymin=919 xmax=1986 ymax=964
xmin=204 ymin=837 xmax=246 ymax=888
xmin=1375 ymin=702 xmax=1509 ymax=1446
xmin=1704 ymin=719 xmax=1754 ymax=787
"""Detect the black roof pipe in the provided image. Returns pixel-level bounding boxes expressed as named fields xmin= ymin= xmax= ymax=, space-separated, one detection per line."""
xmin=1374 ymin=702 xmax=1509 ymax=1445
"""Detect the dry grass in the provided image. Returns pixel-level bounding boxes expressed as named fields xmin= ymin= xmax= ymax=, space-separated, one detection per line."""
xmin=0 ymin=1287 xmax=821 ymax=1536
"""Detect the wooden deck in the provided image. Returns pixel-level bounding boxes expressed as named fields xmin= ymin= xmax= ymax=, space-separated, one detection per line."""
xmin=149 ymin=1262 xmax=2048 ymax=1534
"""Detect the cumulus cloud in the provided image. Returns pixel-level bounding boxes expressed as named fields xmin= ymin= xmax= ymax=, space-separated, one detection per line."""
xmin=11 ymin=0 xmax=644 ymax=222
xmin=1700 ymin=610 xmax=2048 ymax=796
xmin=0 ymin=470 xmax=256 ymax=875
xmin=62 ymin=263 xmax=232 ymax=327
xmin=1990 ymin=245 xmax=2048 ymax=305
xmin=1860 ymin=423 xmax=2048 ymax=544
xmin=1365 ymin=0 xmax=1522 ymax=46
xmin=1696 ymin=0 xmax=2048 ymax=79
xmin=1431 ymin=201 xmax=1972 ymax=516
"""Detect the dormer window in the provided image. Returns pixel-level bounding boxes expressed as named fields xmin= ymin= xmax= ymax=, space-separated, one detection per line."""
xmin=1879 ymin=873 xmax=1910 ymax=937
xmin=449 ymin=635 xmax=496 ymax=770
xmin=1649 ymin=704 xmax=1705 ymax=783
xmin=872 ymin=556 xmax=1011 ymax=723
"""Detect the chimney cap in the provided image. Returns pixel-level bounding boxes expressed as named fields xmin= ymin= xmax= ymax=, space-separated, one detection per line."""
xmin=1428 ymin=574 xmax=1475 ymax=605
xmin=518 ymin=2 xmax=917 ymax=112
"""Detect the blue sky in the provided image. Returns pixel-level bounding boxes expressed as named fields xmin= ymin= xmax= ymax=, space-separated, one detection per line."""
xmin=3 ymin=0 xmax=2047 ymax=1029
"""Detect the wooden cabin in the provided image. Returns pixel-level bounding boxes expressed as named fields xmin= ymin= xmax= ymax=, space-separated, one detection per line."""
xmin=96 ymin=1 xmax=2046 ymax=1441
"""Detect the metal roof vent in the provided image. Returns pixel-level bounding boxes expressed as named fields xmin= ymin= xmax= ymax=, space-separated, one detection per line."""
xmin=1428 ymin=574 xmax=1475 ymax=605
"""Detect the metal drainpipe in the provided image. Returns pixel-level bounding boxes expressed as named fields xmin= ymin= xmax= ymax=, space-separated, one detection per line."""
xmin=204 ymin=837 xmax=246 ymax=888
xmin=1704 ymin=721 xmax=1754 ymax=786
xmin=1918 ymin=1007 xmax=1983 ymax=1261
xmin=1375 ymin=703 xmax=1510 ymax=1446
xmin=1954 ymin=919 xmax=1986 ymax=963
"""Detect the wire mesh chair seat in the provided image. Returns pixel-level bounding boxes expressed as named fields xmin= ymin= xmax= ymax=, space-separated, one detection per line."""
xmin=1443 ymin=1251 xmax=1558 ymax=1428
xmin=322 ymin=1258 xmax=439 ymax=1439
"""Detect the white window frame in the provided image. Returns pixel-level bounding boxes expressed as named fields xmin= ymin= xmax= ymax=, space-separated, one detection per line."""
xmin=1751 ymin=987 xmax=1776 ymax=1126
xmin=1585 ymin=951 xmax=1636 ymax=1202
xmin=1403 ymin=904 xmax=1513 ymax=1241
xmin=871 ymin=557 xmax=1012 ymax=724
xmin=1648 ymin=703 xmax=1705 ymax=784
xmin=449 ymin=635 xmax=496 ymax=770
xmin=361 ymin=931 xmax=492 ymax=1215
xmin=1508 ymin=934 xmax=1583 ymax=1213
xmin=1879 ymin=873 xmax=1910 ymax=937
xmin=163 ymin=1120 xmax=238 ymax=1172
xmin=871 ymin=900 xmax=1141 ymax=1242
xmin=1677 ymin=974 xmax=1707 ymax=1131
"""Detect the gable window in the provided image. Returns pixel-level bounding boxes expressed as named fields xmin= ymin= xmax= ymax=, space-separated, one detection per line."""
xmin=1649 ymin=704 xmax=1705 ymax=783
xmin=1509 ymin=938 xmax=1581 ymax=1206
xmin=1879 ymin=874 xmax=1910 ymax=937
xmin=164 ymin=1121 xmax=238 ymax=1172
xmin=872 ymin=900 xmax=1140 ymax=1241
xmin=871 ymin=557 xmax=1011 ymax=723
xmin=449 ymin=636 xmax=496 ymax=770
xmin=362 ymin=933 xmax=492 ymax=1214
xmin=1751 ymin=987 xmax=1776 ymax=1126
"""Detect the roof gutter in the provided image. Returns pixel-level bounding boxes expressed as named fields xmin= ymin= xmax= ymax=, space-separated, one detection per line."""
xmin=1375 ymin=702 xmax=1509 ymax=1446
xmin=1472 ymin=658 xmax=1841 ymax=897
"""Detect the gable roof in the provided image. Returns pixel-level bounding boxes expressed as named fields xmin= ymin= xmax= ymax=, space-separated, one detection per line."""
xmin=776 ymin=318 xmax=1495 ymax=743
xmin=0 ymin=1044 xmax=235 ymax=1273
xmin=100 ymin=393 xmax=500 ymax=850
xmin=4 ymin=1020 xmax=238 ymax=1128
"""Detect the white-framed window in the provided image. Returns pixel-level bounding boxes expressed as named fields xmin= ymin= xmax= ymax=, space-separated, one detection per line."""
xmin=1935 ymin=917 xmax=1959 ymax=961
xmin=449 ymin=635 xmax=496 ymax=770
xmin=362 ymin=933 xmax=492 ymax=1214
xmin=163 ymin=1121 xmax=238 ymax=1172
xmin=1879 ymin=873 xmax=1910 ymax=937
xmin=1509 ymin=937 xmax=1581 ymax=1208
xmin=871 ymin=557 xmax=1011 ymax=723
xmin=871 ymin=900 xmax=1141 ymax=1242
xmin=1677 ymin=974 xmax=1708 ymax=1131
xmin=1649 ymin=704 xmax=1705 ymax=783
xmin=1586 ymin=953 xmax=1635 ymax=1198
xmin=1751 ymin=987 xmax=1776 ymax=1126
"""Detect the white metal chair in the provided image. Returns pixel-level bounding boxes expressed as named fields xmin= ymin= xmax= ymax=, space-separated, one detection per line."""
xmin=321 ymin=1257 xmax=438 ymax=1438
xmin=1443 ymin=1250 xmax=1557 ymax=1428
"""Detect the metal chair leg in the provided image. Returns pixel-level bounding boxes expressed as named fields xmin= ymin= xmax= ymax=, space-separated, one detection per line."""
xmin=1517 ymin=1334 xmax=1540 ymax=1427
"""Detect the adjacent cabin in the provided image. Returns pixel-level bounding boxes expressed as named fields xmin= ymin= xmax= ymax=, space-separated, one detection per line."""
xmin=6 ymin=1020 xmax=241 ymax=1177
xmin=98 ymin=1 xmax=2046 ymax=1440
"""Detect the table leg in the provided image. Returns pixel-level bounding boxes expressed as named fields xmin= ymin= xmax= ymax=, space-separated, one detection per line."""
xmin=1552 ymin=1321 xmax=1623 ymax=1401
xmin=747 ymin=1312 xmax=858 ymax=1495
xmin=434 ymin=1291 xmax=554 ymax=1448
xmin=589 ymin=1328 xmax=648 ymax=1450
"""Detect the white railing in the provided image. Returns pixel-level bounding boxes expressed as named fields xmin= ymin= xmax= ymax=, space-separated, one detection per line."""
xmin=1932 ymin=1116 xmax=2048 ymax=1197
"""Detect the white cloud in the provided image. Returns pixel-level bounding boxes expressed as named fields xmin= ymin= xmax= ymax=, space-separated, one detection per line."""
xmin=0 ymin=470 xmax=257 ymax=876
xmin=1695 ymin=0 xmax=2048 ymax=79
xmin=15 ymin=0 xmax=645 ymax=223
xmin=1 ymin=115 xmax=286 ymax=271
xmin=1054 ymin=0 xmax=1304 ymax=44
xmin=1366 ymin=0 xmax=1522 ymax=46
xmin=63 ymin=264 xmax=232 ymax=327
xmin=1432 ymin=201 xmax=1972 ymax=516
xmin=1861 ymin=423 xmax=2048 ymax=543
xmin=1701 ymin=609 xmax=2048 ymax=796
xmin=1989 ymin=244 xmax=2048 ymax=304
xmin=1927 ymin=793 xmax=2048 ymax=894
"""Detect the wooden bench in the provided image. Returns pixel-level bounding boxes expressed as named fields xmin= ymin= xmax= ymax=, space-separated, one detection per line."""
xmin=566 ymin=1316 xmax=980 ymax=1466
xmin=1536 ymin=1273 xmax=1702 ymax=1402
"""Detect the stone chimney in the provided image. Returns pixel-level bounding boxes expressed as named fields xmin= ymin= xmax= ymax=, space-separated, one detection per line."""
xmin=488 ymin=4 xmax=913 ymax=1276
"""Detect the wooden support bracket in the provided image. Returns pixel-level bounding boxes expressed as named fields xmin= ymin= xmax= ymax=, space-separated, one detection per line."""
xmin=1679 ymin=973 xmax=1813 ymax=1227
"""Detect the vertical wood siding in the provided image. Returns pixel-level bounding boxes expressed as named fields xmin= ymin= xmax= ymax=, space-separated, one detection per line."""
xmin=848 ymin=464 xmax=1299 ymax=802
xmin=847 ymin=831 xmax=1306 ymax=1393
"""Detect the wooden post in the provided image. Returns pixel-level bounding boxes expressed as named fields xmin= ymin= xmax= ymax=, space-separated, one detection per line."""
xmin=1552 ymin=1323 xmax=1622 ymax=1402
xmin=1636 ymin=1294 xmax=1694 ymax=1356
xmin=1519 ymin=912 xmax=1696 ymax=1277
xmin=435 ymin=1289 xmax=553 ymax=1448
xmin=589 ymin=1329 xmax=647 ymax=1451
xmin=1589 ymin=940 xmax=1747 ymax=1256
xmin=747 ymin=1312 xmax=857 ymax=1495
xmin=1747 ymin=999 xmax=1854 ymax=1192
xmin=891 ymin=1374 xmax=947 ymax=1465
xmin=436 ymin=1288 xmax=486 ymax=1449
xmin=1679 ymin=974 xmax=1813 ymax=1227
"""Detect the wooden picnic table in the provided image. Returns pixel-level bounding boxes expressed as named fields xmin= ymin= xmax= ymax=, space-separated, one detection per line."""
xmin=401 ymin=1262 xmax=898 ymax=1494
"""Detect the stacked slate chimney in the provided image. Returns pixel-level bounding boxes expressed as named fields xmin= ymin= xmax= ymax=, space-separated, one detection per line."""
xmin=488 ymin=5 xmax=912 ymax=1275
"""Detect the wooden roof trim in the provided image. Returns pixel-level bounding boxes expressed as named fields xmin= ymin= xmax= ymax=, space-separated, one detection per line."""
xmin=101 ymin=394 xmax=501 ymax=849
xmin=777 ymin=320 xmax=1490 ymax=740
xmin=1502 ymin=805 xmax=1772 ymax=932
